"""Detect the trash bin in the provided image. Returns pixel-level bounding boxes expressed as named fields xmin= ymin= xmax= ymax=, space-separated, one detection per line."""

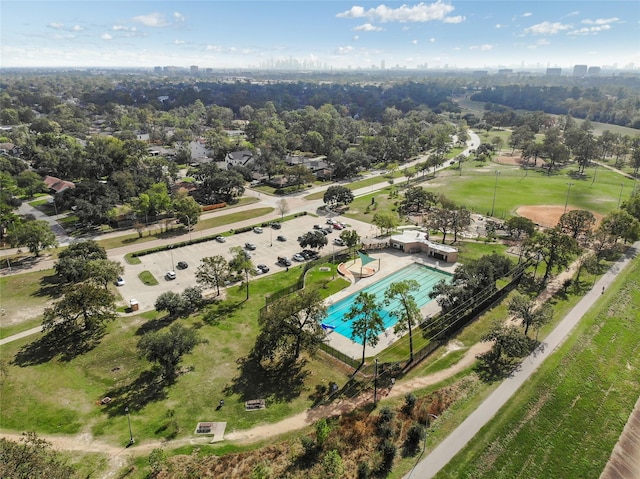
xmin=130 ymin=299 xmax=139 ymax=311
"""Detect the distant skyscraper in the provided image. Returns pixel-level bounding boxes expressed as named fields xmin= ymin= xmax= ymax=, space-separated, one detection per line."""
xmin=573 ymin=65 xmax=588 ymax=76
xmin=587 ymin=66 xmax=601 ymax=76
xmin=546 ymin=67 xmax=562 ymax=76
xmin=498 ymin=69 xmax=513 ymax=75
xmin=154 ymin=66 xmax=162 ymax=73
xmin=190 ymin=65 xmax=199 ymax=74
xmin=381 ymin=60 xmax=385 ymax=70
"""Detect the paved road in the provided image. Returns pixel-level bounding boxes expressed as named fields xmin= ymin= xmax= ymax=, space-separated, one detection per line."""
xmin=404 ymin=241 xmax=639 ymax=479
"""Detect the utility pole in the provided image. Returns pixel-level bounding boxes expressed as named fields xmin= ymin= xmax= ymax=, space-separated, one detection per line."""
xmin=618 ymin=183 xmax=624 ymax=208
xmin=490 ymin=171 xmax=500 ymax=217
xmin=564 ymin=182 xmax=574 ymax=213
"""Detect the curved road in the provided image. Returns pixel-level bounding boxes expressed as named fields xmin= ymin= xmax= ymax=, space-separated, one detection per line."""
xmin=404 ymin=241 xmax=639 ymax=479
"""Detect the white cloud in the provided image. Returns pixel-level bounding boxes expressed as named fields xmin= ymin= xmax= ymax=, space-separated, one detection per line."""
xmin=568 ymin=11 xmax=580 ymax=16
xmin=443 ymin=16 xmax=465 ymax=24
xmin=582 ymin=17 xmax=618 ymax=25
xmin=528 ymin=38 xmax=550 ymax=49
xmin=335 ymin=46 xmax=354 ymax=54
xmin=205 ymin=45 xmax=223 ymax=52
xmin=337 ymin=1 xmax=456 ymax=23
xmin=470 ymin=44 xmax=493 ymax=51
xmin=112 ymin=25 xmax=136 ymax=31
xmin=47 ymin=22 xmax=64 ymax=30
xmin=412 ymin=39 xmax=418 ymax=44
xmin=173 ymin=12 xmax=186 ymax=22
xmin=429 ymin=37 xmax=436 ymax=43
xmin=495 ymin=23 xmax=503 ymax=29
xmin=354 ymin=23 xmax=383 ymax=32
xmin=568 ymin=25 xmax=611 ymax=36
xmin=132 ymin=13 xmax=169 ymax=27
xmin=524 ymin=21 xmax=572 ymax=35
xmin=101 ymin=33 xmax=113 ymax=40
xmin=70 ymin=25 xmax=83 ymax=32
xmin=174 ymin=40 xmax=185 ymax=45
xmin=353 ymin=35 xmax=360 ymax=41
xmin=522 ymin=12 xmax=532 ymax=17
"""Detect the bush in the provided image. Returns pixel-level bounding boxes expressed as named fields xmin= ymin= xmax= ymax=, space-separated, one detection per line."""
xmin=403 ymin=393 xmax=417 ymax=416
xmin=377 ymin=439 xmax=397 ymax=473
xmin=357 ymin=461 xmax=371 ymax=479
xmin=402 ymin=424 xmax=425 ymax=457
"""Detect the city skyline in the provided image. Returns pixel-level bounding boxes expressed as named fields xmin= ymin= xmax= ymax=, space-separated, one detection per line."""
xmin=1 ymin=1 xmax=639 ymax=71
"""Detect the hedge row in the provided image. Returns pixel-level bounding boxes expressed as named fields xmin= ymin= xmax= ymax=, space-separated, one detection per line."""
xmin=130 ymin=211 xmax=308 ymax=257
xmin=201 ymin=202 xmax=227 ymax=212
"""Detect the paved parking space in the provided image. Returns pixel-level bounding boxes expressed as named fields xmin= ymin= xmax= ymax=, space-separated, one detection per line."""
xmin=114 ymin=213 xmax=377 ymax=312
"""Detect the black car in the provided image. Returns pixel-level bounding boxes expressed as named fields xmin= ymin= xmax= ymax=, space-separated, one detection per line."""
xmin=257 ymin=264 xmax=270 ymax=273
xmin=277 ymin=256 xmax=292 ymax=266
xmin=277 ymin=235 xmax=286 ymax=242
xmin=270 ymin=222 xmax=282 ymax=229
xmin=177 ymin=261 xmax=188 ymax=269
xmin=245 ymin=242 xmax=257 ymax=250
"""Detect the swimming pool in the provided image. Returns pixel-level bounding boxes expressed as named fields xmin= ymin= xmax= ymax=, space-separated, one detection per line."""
xmin=323 ymin=263 xmax=452 ymax=343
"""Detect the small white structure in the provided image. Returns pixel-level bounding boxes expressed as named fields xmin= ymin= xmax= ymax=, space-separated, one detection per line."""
xmin=389 ymin=230 xmax=458 ymax=263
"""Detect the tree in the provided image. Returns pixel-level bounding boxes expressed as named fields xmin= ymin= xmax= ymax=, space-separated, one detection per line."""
xmin=298 ymin=230 xmax=328 ymax=251
xmin=598 ymin=209 xmax=640 ymax=244
xmin=339 ymin=229 xmax=361 ymax=259
xmin=229 ymin=246 xmax=254 ymax=299
xmin=154 ymin=291 xmax=188 ymax=318
xmin=384 ymin=280 xmax=420 ymax=362
xmin=137 ymin=323 xmax=201 ymax=381
xmin=9 ymin=220 xmax=57 ymax=257
xmin=346 ymin=292 xmax=385 ymax=365
xmin=173 ymin=191 xmax=201 ymax=229
xmin=16 ymin=170 xmax=45 ymax=198
xmin=255 ymin=288 xmax=327 ymax=363
xmin=450 ymin=207 xmax=471 ymax=243
xmin=506 ymin=216 xmax=536 ymax=240
xmin=43 ymin=282 xmax=117 ymax=332
xmin=400 ymin=186 xmax=436 ymax=215
xmin=525 ymin=226 xmax=580 ymax=285
xmin=507 ymin=293 xmax=553 ymax=336
xmin=476 ymin=323 xmax=533 ymax=378
xmin=86 ymin=259 xmax=124 ymax=289
xmin=55 ymin=240 xmax=107 ymax=283
xmin=0 ymin=432 xmax=78 ymax=479
xmin=276 ymin=198 xmax=289 ymax=219
xmin=372 ymin=212 xmax=399 ymax=236
xmin=558 ymin=209 xmax=596 ymax=239
xmin=323 ymin=185 xmax=354 ymax=209
xmin=196 ymin=255 xmax=230 ymax=296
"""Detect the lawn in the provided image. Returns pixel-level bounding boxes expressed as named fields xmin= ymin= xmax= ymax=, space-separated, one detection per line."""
xmin=435 ymin=253 xmax=640 ymax=479
xmin=0 ymin=266 xmax=352 ymax=446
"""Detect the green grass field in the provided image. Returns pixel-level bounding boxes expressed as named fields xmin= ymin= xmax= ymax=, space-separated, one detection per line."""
xmin=435 ymin=253 xmax=640 ymax=479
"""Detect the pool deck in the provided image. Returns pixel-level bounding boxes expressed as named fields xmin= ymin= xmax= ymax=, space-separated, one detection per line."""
xmin=324 ymin=249 xmax=457 ymax=360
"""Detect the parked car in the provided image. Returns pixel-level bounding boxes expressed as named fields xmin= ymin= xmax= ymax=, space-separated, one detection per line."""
xmin=177 ymin=261 xmax=188 ymax=269
xmin=115 ymin=277 xmax=125 ymax=286
xmin=277 ymin=235 xmax=287 ymax=242
xmin=166 ymin=271 xmax=176 ymax=280
xmin=333 ymin=238 xmax=345 ymax=246
xmin=292 ymin=253 xmax=305 ymax=262
xmin=313 ymin=224 xmax=322 ymax=230
xmin=333 ymin=223 xmax=344 ymax=230
xmin=242 ymin=251 xmax=252 ymax=259
xmin=322 ymin=227 xmax=333 ymax=234
xmin=215 ymin=236 xmax=226 ymax=243
xmin=277 ymin=256 xmax=292 ymax=266
xmin=245 ymin=243 xmax=257 ymax=250
xmin=326 ymin=218 xmax=335 ymax=225
xmin=256 ymin=264 xmax=270 ymax=273
xmin=253 ymin=227 xmax=264 ymax=234
xmin=270 ymin=222 xmax=282 ymax=229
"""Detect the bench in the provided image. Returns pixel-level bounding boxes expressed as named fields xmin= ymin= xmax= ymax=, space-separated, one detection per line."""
xmin=245 ymin=399 xmax=266 ymax=411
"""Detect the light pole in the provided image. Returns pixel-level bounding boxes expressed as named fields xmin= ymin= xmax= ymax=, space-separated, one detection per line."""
xmin=186 ymin=216 xmax=192 ymax=241
xmin=125 ymin=406 xmax=134 ymax=445
xmin=564 ymin=182 xmax=574 ymax=213
xmin=270 ymin=226 xmax=273 ymax=247
xmin=490 ymin=171 xmax=500 ymax=217
xmin=169 ymin=246 xmax=174 ymax=271
xmin=591 ymin=164 xmax=598 ymax=186
xmin=373 ymin=358 xmax=379 ymax=406
xmin=618 ymin=183 xmax=624 ymax=208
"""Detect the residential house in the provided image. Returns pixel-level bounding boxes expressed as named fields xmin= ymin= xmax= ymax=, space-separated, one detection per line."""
xmin=285 ymin=155 xmax=333 ymax=180
xmin=43 ymin=175 xmax=75 ymax=194
xmin=225 ymin=150 xmax=254 ymax=169
xmin=0 ymin=143 xmax=21 ymax=156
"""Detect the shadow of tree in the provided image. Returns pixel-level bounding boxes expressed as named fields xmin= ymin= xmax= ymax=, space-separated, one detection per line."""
xmin=12 ymin=325 xmax=106 ymax=366
xmin=135 ymin=315 xmax=175 ymax=336
xmin=101 ymin=368 xmax=169 ymax=417
xmin=223 ymin=355 xmax=310 ymax=403
xmin=32 ymin=273 xmax=65 ymax=299
xmin=202 ymin=299 xmax=243 ymax=325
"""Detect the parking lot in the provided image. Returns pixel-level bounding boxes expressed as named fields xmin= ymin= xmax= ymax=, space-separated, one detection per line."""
xmin=114 ymin=213 xmax=378 ymax=312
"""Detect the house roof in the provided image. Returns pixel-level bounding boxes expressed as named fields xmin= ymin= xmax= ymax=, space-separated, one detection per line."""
xmin=43 ymin=175 xmax=75 ymax=193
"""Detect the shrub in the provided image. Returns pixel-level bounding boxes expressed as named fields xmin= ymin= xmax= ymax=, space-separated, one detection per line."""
xmin=403 ymin=393 xmax=417 ymax=416
xmin=402 ymin=424 xmax=425 ymax=457
xmin=377 ymin=439 xmax=397 ymax=473
xmin=357 ymin=461 xmax=371 ymax=479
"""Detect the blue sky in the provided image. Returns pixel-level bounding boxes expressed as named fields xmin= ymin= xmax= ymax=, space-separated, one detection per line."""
xmin=1 ymin=1 xmax=638 ymax=70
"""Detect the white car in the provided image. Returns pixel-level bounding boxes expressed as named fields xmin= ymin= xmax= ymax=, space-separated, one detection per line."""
xmin=253 ymin=227 xmax=264 ymax=234
xmin=292 ymin=253 xmax=305 ymax=262
xmin=115 ymin=277 xmax=125 ymax=286
xmin=166 ymin=271 xmax=176 ymax=280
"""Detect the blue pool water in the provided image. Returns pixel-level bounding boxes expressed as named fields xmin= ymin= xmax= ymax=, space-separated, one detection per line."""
xmin=324 ymin=263 xmax=452 ymax=343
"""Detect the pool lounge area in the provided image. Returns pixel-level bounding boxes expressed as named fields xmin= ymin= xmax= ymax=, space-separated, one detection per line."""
xmin=323 ymin=249 xmax=458 ymax=360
